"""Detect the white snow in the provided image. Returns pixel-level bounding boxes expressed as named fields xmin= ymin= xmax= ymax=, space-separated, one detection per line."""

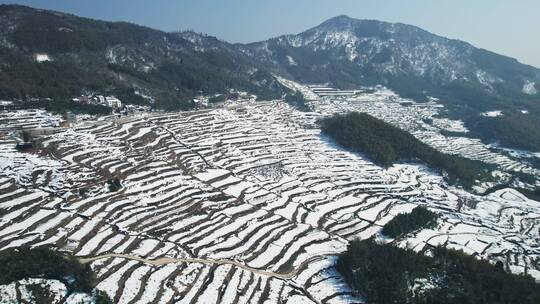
xmin=523 ymin=80 xmax=538 ymax=95
xmin=286 ymin=55 xmax=298 ymax=66
xmin=35 ymin=54 xmax=52 ymax=62
xmin=481 ymin=110 xmax=503 ymax=117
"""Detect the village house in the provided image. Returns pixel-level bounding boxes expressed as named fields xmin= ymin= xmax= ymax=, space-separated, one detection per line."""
xmin=72 ymin=94 xmax=123 ymax=109
xmin=105 ymin=96 xmax=122 ymax=108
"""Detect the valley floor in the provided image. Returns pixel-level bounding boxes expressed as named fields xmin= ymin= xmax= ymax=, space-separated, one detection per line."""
xmin=0 ymin=87 xmax=539 ymax=303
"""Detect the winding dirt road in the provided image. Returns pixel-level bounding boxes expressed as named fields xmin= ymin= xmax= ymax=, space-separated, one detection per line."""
xmin=79 ymin=253 xmax=317 ymax=280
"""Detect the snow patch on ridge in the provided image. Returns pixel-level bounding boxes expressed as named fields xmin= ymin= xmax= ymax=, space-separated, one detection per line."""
xmin=35 ymin=54 xmax=52 ymax=62
xmin=481 ymin=110 xmax=503 ymax=118
xmin=286 ymin=55 xmax=297 ymax=66
xmin=523 ymin=80 xmax=537 ymax=95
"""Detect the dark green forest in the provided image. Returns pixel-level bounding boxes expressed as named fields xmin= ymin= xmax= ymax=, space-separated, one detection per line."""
xmin=382 ymin=206 xmax=438 ymax=238
xmin=320 ymin=112 xmax=489 ymax=187
xmin=467 ymin=110 xmax=540 ymax=152
xmin=516 ymin=187 xmax=540 ymax=201
xmin=0 ymin=247 xmax=95 ymax=292
xmin=337 ymin=239 xmax=540 ymax=304
xmin=0 ymin=247 xmax=113 ymax=303
xmin=20 ymin=99 xmax=112 ymax=116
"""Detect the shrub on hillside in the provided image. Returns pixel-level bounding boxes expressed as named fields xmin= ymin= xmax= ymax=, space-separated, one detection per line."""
xmin=382 ymin=206 xmax=438 ymax=238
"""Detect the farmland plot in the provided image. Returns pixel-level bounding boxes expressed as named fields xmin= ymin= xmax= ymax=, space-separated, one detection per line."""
xmin=0 ymin=97 xmax=539 ymax=303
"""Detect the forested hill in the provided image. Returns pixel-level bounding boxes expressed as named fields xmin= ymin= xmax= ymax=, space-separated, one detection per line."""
xmin=0 ymin=5 xmax=288 ymax=110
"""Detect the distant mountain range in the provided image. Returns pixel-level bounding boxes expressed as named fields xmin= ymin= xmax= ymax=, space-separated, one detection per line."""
xmin=1 ymin=5 xmax=540 ymax=150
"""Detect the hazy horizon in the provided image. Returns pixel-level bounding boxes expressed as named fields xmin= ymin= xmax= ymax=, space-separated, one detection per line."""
xmin=1 ymin=0 xmax=539 ymax=68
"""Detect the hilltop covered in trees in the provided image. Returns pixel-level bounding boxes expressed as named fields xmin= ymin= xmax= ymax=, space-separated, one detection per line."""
xmin=382 ymin=206 xmax=438 ymax=238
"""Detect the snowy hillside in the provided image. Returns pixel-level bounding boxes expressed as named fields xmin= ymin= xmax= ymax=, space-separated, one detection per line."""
xmin=0 ymin=84 xmax=539 ymax=302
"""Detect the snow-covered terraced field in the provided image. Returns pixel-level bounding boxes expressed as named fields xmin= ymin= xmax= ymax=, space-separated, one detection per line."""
xmin=0 ymin=109 xmax=63 ymax=132
xmin=0 ymin=99 xmax=539 ymax=303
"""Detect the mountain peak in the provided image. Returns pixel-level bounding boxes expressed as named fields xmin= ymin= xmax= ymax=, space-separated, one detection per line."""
xmin=312 ymin=15 xmax=400 ymax=36
xmin=326 ymin=15 xmax=353 ymax=22
xmin=318 ymin=14 xmax=362 ymax=29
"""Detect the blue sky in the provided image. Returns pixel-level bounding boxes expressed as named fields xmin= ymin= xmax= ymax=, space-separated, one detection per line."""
xmin=2 ymin=0 xmax=539 ymax=67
